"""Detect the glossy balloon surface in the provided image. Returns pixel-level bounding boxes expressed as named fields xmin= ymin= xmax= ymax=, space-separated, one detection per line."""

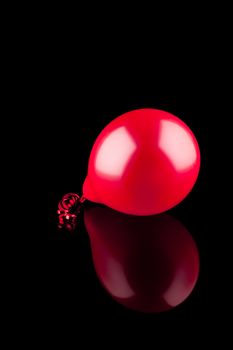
xmin=84 ymin=206 xmax=199 ymax=313
xmin=83 ymin=109 xmax=200 ymax=215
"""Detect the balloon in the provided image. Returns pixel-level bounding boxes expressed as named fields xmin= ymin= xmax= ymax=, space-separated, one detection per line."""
xmin=83 ymin=109 xmax=200 ymax=215
xmin=84 ymin=206 xmax=199 ymax=313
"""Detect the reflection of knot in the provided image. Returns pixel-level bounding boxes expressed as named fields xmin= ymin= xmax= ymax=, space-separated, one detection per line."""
xmin=57 ymin=193 xmax=85 ymax=231
xmin=58 ymin=213 xmax=78 ymax=231
xmin=57 ymin=193 xmax=80 ymax=215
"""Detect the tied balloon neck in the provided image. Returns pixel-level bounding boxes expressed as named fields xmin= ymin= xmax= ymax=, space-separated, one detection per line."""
xmin=57 ymin=193 xmax=86 ymax=231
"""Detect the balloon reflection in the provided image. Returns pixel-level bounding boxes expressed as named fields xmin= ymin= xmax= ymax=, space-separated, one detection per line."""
xmin=84 ymin=206 xmax=199 ymax=313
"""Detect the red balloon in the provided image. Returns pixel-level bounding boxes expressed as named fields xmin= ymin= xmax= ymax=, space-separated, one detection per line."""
xmin=84 ymin=206 xmax=200 ymax=313
xmin=83 ymin=109 xmax=200 ymax=215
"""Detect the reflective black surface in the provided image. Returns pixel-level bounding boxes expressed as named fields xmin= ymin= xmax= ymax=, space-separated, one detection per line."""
xmin=44 ymin=40 xmax=215 ymax=340
xmin=84 ymin=207 xmax=200 ymax=313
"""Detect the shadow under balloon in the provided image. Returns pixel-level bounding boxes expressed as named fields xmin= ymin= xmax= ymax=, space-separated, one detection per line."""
xmin=84 ymin=206 xmax=199 ymax=313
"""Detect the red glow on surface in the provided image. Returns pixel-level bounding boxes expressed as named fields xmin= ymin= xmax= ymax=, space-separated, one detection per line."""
xmin=85 ymin=206 xmax=199 ymax=313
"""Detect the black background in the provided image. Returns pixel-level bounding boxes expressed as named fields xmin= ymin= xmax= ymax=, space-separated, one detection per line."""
xmin=45 ymin=76 xmax=213 ymax=333
xmin=42 ymin=11 xmax=223 ymax=344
